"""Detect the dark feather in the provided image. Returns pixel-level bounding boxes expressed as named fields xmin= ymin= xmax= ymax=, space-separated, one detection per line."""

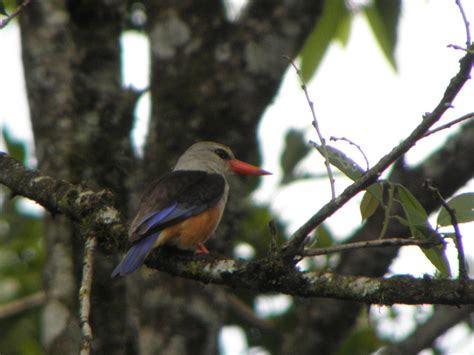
xmin=129 ymin=170 xmax=226 ymax=242
xmin=110 ymin=232 xmax=160 ymax=277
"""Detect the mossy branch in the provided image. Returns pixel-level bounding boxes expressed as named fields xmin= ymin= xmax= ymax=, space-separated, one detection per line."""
xmin=1 ymin=152 xmax=474 ymax=305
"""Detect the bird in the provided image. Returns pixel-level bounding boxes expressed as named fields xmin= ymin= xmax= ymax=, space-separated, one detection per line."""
xmin=111 ymin=141 xmax=271 ymax=277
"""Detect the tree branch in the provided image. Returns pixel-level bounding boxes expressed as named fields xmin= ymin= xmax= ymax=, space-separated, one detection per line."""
xmin=0 ymin=152 xmax=127 ymax=250
xmin=2 ymin=151 xmax=474 ymax=305
xmin=146 ymin=249 xmax=474 ymax=305
xmin=301 ymin=238 xmax=443 ymax=257
xmin=380 ymin=305 xmax=474 ymax=354
xmin=0 ymin=291 xmax=46 ymax=319
xmin=0 ymin=0 xmax=31 ymax=29
xmin=282 ymin=45 xmax=474 ymax=257
xmin=423 ymin=112 xmax=474 ymax=138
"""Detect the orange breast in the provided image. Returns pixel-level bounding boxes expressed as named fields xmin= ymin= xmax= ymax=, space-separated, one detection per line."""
xmin=155 ymin=203 xmax=224 ymax=250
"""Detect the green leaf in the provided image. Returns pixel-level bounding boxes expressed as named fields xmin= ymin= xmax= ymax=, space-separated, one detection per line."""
xmin=397 ymin=185 xmax=450 ymax=276
xmin=300 ymin=0 xmax=348 ymax=81
xmin=397 ymin=185 xmax=427 ymax=226
xmin=360 ymin=183 xmax=383 ymax=221
xmin=313 ymin=143 xmax=365 ymax=181
xmin=280 ymin=129 xmax=311 ymax=184
xmin=437 ymin=193 xmax=474 ymax=226
xmin=337 ymin=323 xmax=385 ymax=355
xmin=374 ymin=0 xmax=401 ymax=47
xmin=363 ymin=0 xmax=401 ymax=71
xmin=0 ymin=1 xmax=8 ymax=16
xmin=312 ymin=224 xmax=334 ymax=248
xmin=2 ymin=127 xmax=27 ymax=164
xmin=335 ymin=13 xmax=352 ymax=47
xmin=236 ymin=205 xmax=286 ymax=260
xmin=414 ymin=225 xmax=451 ymax=277
xmin=315 ymin=143 xmax=383 ymax=222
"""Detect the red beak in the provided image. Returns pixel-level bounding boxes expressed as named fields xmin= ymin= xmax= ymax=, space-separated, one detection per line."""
xmin=228 ymin=159 xmax=271 ymax=176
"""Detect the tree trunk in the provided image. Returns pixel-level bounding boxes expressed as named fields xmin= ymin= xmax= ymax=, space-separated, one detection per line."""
xmin=19 ymin=1 xmax=323 ymax=353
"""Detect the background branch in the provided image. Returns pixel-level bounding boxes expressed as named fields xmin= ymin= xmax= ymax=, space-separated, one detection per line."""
xmin=0 ymin=291 xmax=46 ymax=319
xmin=301 ymin=238 xmax=442 ymax=257
xmin=380 ymin=305 xmax=474 ymax=354
xmin=79 ymin=236 xmax=97 ymax=355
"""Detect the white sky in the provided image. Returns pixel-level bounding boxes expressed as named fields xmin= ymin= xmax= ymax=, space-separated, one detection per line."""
xmin=1 ymin=1 xmax=474 ymax=354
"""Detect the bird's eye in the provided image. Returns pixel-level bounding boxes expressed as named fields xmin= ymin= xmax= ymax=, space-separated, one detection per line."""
xmin=214 ymin=148 xmax=231 ymax=160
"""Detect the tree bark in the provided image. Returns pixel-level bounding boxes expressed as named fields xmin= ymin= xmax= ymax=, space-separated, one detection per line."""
xmin=20 ymin=1 xmax=135 ymax=353
xmin=18 ymin=1 xmax=324 ymax=353
xmin=137 ymin=2 xmax=323 ymax=353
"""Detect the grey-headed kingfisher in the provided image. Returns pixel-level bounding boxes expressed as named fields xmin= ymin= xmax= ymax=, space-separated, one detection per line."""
xmin=111 ymin=141 xmax=270 ymax=277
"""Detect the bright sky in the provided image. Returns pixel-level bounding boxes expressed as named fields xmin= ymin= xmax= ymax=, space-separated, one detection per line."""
xmin=1 ymin=1 xmax=473 ymax=354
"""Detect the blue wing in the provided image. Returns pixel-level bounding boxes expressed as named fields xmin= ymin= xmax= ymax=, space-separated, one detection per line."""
xmin=111 ymin=171 xmax=226 ymax=278
xmin=110 ymin=231 xmax=160 ymax=277
xmin=134 ymin=202 xmax=205 ymax=237
xmin=110 ymin=202 xmax=207 ymax=278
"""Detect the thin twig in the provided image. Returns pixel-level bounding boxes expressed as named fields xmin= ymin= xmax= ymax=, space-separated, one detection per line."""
xmin=0 ymin=291 xmax=46 ymax=319
xmin=268 ymin=219 xmax=279 ymax=257
xmin=284 ymin=56 xmax=337 ymax=200
xmin=0 ymin=0 xmax=31 ymax=29
xmin=447 ymin=44 xmax=472 ymax=52
xmin=455 ymin=0 xmax=471 ymax=47
xmin=79 ymin=236 xmax=97 ymax=355
xmin=423 ymin=112 xmax=474 ymax=138
xmin=426 ymin=183 xmax=467 ymax=280
xmin=282 ymin=45 xmax=474 ymax=257
xmin=301 ymin=237 xmax=442 ymax=257
xmin=330 ymin=136 xmax=370 ymax=171
xmin=377 ymin=183 xmax=395 ymax=240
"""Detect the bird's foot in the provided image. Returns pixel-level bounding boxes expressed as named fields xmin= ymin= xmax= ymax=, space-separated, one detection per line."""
xmin=195 ymin=243 xmax=209 ymax=254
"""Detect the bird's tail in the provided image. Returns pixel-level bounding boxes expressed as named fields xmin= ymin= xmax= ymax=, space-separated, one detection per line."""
xmin=110 ymin=232 xmax=160 ymax=278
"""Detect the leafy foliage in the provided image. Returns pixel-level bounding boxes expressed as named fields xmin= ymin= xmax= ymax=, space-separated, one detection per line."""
xmin=313 ymin=139 xmax=451 ymax=277
xmin=397 ymin=185 xmax=450 ymax=277
xmin=312 ymin=223 xmax=334 ymax=249
xmin=337 ymin=319 xmax=385 ymax=355
xmin=0 ymin=1 xmax=8 ymax=16
xmin=0 ymin=0 xmax=19 ymax=17
xmin=236 ymin=203 xmax=287 ymax=260
xmin=300 ymin=0 xmax=401 ymax=81
xmin=0 ymin=132 xmax=44 ymax=354
xmin=306 ymin=223 xmax=336 ymax=271
xmin=363 ymin=0 xmax=401 ymax=70
xmin=300 ymin=0 xmax=349 ymax=81
xmin=313 ymin=143 xmax=365 ymax=180
xmin=360 ymin=182 xmax=384 ymax=221
xmin=280 ymin=129 xmax=311 ymax=184
xmin=437 ymin=192 xmax=474 ymax=226
xmin=3 ymin=128 xmax=27 ymax=164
